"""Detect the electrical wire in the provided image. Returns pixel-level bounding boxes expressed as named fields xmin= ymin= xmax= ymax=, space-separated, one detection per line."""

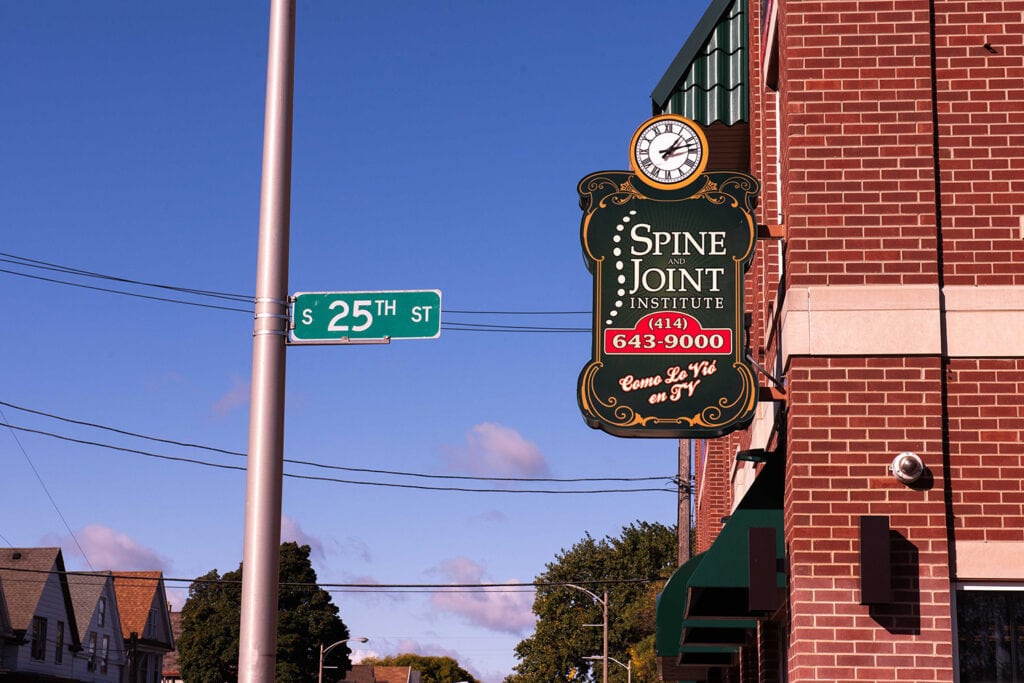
xmin=1 ymin=565 xmax=658 ymax=592
xmin=0 ymin=400 xmax=675 ymax=485
xmin=0 ymin=252 xmax=252 ymax=302
xmin=0 ymin=422 xmax=679 ymax=495
xmin=0 ymin=251 xmax=592 ymax=332
xmin=0 ymin=406 xmax=94 ymax=570
xmin=0 ymin=267 xmax=254 ymax=314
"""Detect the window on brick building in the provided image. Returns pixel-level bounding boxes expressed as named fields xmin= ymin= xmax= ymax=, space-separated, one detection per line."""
xmin=956 ymin=587 xmax=1024 ymax=682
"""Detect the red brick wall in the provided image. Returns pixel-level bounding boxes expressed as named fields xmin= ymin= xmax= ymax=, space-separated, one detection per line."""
xmin=682 ymin=2 xmax=1024 ymax=682
xmin=947 ymin=359 xmax=1024 ymax=540
xmin=785 ymin=357 xmax=953 ymax=683
xmin=694 ymin=439 xmax=733 ymax=553
xmin=933 ymin=2 xmax=1024 ymax=285
xmin=747 ymin=0 xmax=784 ymax=377
xmin=780 ymin=0 xmax=940 ymax=290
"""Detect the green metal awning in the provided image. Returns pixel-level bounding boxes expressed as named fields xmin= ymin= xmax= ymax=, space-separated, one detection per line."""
xmin=650 ymin=0 xmax=748 ymax=125
xmin=684 ymin=508 xmax=784 ymax=620
xmin=655 ymin=458 xmax=785 ymax=676
xmin=656 ymin=553 xmax=705 ymax=656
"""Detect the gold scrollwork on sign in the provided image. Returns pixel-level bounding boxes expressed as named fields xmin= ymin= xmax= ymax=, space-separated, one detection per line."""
xmin=578 ymin=360 xmax=758 ymax=436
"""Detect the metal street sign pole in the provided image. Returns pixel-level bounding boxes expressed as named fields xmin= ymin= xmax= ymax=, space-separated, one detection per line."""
xmin=238 ymin=0 xmax=295 ymax=680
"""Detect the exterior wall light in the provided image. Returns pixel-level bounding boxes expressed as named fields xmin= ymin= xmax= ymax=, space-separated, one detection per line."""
xmin=890 ymin=452 xmax=925 ymax=484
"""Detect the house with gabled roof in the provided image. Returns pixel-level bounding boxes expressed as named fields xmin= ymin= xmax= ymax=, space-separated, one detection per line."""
xmin=0 ymin=573 xmax=13 ymax=642
xmin=159 ymin=610 xmax=182 ymax=683
xmin=111 ymin=571 xmax=174 ymax=683
xmin=342 ymin=664 xmax=422 ymax=683
xmin=0 ymin=547 xmax=81 ymax=680
xmin=67 ymin=571 xmax=128 ymax=682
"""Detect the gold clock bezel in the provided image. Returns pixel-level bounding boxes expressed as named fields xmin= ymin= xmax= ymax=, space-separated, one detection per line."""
xmin=629 ymin=114 xmax=709 ymax=190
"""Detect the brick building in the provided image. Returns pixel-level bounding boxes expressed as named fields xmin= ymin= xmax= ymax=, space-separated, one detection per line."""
xmin=653 ymin=1 xmax=1024 ymax=682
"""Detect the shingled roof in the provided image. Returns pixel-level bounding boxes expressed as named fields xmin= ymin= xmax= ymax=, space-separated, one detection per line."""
xmin=0 ymin=547 xmax=80 ymax=648
xmin=111 ymin=570 xmax=173 ymax=649
xmin=66 ymin=570 xmax=122 ymax=642
xmin=0 ymin=573 xmax=13 ymax=638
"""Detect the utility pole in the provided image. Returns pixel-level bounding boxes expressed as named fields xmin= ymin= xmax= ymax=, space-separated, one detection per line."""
xmin=238 ymin=0 xmax=295 ymax=680
xmin=678 ymin=439 xmax=691 ymax=563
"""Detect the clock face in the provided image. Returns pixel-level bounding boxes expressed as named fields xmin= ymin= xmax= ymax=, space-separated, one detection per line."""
xmin=630 ymin=115 xmax=708 ymax=189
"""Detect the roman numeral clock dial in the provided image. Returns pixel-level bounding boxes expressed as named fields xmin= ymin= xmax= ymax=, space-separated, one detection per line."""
xmin=630 ymin=115 xmax=708 ymax=190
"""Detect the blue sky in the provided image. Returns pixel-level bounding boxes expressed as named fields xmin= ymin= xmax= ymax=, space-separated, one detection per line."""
xmin=1 ymin=2 xmax=707 ymax=681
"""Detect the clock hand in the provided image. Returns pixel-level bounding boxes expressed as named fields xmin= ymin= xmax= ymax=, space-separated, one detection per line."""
xmin=659 ymin=138 xmax=697 ymax=159
xmin=663 ymin=144 xmax=697 ymax=159
xmin=659 ymin=136 xmax=684 ymax=159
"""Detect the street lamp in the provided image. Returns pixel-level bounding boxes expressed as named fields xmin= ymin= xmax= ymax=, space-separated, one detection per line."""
xmin=318 ymin=636 xmax=369 ymax=683
xmin=563 ymin=584 xmax=608 ymax=683
xmin=585 ymin=655 xmax=630 ymax=683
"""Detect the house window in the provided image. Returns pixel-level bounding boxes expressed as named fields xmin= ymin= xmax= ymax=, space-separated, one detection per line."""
xmin=957 ymin=587 xmax=1024 ymax=682
xmin=137 ymin=653 xmax=150 ymax=683
xmin=99 ymin=596 xmax=106 ymax=627
xmin=101 ymin=634 xmax=110 ymax=673
xmin=88 ymin=631 xmax=97 ymax=671
xmin=55 ymin=621 xmax=64 ymax=664
xmin=31 ymin=616 xmax=47 ymax=661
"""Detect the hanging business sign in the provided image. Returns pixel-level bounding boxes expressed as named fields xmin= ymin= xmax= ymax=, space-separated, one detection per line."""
xmin=577 ymin=114 xmax=759 ymax=438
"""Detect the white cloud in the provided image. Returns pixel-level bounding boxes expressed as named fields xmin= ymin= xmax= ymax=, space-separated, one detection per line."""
xmin=428 ymin=557 xmax=536 ymax=636
xmin=212 ymin=375 xmax=249 ymax=417
xmin=335 ymin=575 xmax=409 ymax=606
xmin=58 ymin=524 xmax=171 ymax=572
xmin=445 ymin=423 xmax=550 ymax=478
xmin=350 ymin=649 xmax=380 ymax=664
xmin=280 ymin=515 xmax=325 ymax=561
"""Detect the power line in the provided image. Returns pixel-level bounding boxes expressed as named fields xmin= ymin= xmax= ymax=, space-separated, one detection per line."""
xmin=1 ymin=565 xmax=658 ymax=592
xmin=0 ymin=252 xmax=591 ymax=332
xmin=0 ymin=400 xmax=675 ymax=486
xmin=0 ymin=267 xmax=254 ymax=314
xmin=0 ymin=422 xmax=678 ymax=495
xmin=0 ymin=406 xmax=93 ymax=570
xmin=0 ymin=252 xmax=252 ymax=302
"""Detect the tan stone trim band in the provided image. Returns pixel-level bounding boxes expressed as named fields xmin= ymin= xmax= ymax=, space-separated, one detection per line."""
xmin=956 ymin=541 xmax=1024 ymax=580
xmin=778 ymin=285 xmax=1024 ymax=363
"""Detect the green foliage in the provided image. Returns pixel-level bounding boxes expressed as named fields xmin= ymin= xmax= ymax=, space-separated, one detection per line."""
xmin=177 ymin=542 xmax=351 ymax=682
xmin=505 ymin=522 xmax=677 ymax=683
xmin=363 ymin=654 xmax=478 ymax=683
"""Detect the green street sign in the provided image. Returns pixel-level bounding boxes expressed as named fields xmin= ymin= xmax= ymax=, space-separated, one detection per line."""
xmin=289 ymin=290 xmax=441 ymax=344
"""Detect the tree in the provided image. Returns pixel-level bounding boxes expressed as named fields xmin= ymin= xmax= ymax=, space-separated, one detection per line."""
xmin=177 ymin=542 xmax=351 ymax=682
xmin=363 ymin=654 xmax=478 ymax=683
xmin=505 ymin=522 xmax=677 ymax=683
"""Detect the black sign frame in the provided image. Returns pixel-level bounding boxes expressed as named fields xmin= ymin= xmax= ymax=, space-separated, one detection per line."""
xmin=577 ymin=170 xmax=760 ymax=438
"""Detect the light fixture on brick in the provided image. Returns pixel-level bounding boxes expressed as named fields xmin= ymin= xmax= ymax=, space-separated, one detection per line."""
xmin=890 ymin=452 xmax=925 ymax=484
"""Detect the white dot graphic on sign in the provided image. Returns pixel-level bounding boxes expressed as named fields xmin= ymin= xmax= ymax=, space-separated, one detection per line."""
xmin=609 ymin=211 xmax=638 ymax=320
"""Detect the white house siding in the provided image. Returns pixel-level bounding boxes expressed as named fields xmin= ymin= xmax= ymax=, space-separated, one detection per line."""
xmin=3 ymin=566 xmax=76 ymax=679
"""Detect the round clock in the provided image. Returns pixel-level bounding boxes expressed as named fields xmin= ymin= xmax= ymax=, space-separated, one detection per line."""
xmin=629 ymin=114 xmax=708 ymax=189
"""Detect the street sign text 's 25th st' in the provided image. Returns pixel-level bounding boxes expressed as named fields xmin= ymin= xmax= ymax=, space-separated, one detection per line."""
xmin=577 ymin=117 xmax=759 ymax=437
xmin=289 ymin=290 xmax=441 ymax=344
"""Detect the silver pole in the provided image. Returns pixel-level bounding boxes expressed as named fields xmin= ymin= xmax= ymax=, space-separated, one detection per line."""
xmin=238 ymin=0 xmax=295 ymax=680
xmin=602 ymin=590 xmax=608 ymax=683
